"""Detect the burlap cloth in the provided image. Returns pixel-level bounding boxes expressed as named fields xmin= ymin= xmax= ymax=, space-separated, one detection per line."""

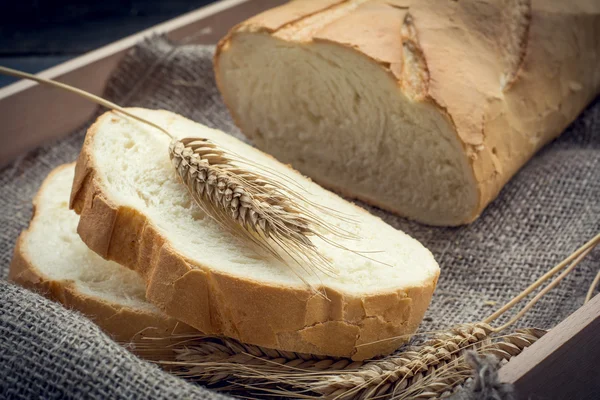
xmin=1 ymin=37 xmax=598 ymax=399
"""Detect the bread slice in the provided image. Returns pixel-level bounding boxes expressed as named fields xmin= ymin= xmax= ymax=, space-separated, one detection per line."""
xmin=70 ymin=108 xmax=439 ymax=359
xmin=9 ymin=164 xmax=188 ymax=342
xmin=214 ymin=0 xmax=600 ymax=226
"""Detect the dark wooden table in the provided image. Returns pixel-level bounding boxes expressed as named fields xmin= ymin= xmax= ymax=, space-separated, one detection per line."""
xmin=0 ymin=0 xmax=218 ymax=88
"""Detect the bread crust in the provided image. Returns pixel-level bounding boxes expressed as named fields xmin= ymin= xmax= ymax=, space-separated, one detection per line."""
xmin=9 ymin=164 xmax=189 ymax=343
xmin=215 ymin=0 xmax=600 ymax=225
xmin=70 ymin=112 xmax=439 ymax=360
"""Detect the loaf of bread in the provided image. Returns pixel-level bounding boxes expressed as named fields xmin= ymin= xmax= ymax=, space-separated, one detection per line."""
xmin=70 ymin=108 xmax=440 ymax=359
xmin=215 ymin=0 xmax=600 ymax=226
xmin=9 ymin=164 xmax=187 ymax=341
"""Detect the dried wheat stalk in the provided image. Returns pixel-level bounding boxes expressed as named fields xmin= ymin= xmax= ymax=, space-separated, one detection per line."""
xmin=0 ymin=66 xmax=363 ymax=288
xmin=313 ymin=323 xmax=497 ymax=399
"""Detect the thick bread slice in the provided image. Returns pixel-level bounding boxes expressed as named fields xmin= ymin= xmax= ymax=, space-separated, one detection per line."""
xmin=70 ymin=108 xmax=440 ymax=359
xmin=215 ymin=0 xmax=600 ymax=226
xmin=9 ymin=164 xmax=188 ymax=342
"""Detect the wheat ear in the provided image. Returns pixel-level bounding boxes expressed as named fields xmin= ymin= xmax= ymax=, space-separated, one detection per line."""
xmin=320 ymin=328 xmax=545 ymax=400
xmin=390 ymin=329 xmax=543 ymax=400
xmin=168 ymin=137 xmax=362 ymax=283
xmin=310 ymin=323 xmax=497 ymax=399
xmin=0 ymin=65 xmax=365 ymax=290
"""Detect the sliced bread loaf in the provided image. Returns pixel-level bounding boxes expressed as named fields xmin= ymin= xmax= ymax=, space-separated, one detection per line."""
xmin=70 ymin=108 xmax=440 ymax=359
xmin=214 ymin=0 xmax=600 ymax=226
xmin=9 ymin=164 xmax=187 ymax=342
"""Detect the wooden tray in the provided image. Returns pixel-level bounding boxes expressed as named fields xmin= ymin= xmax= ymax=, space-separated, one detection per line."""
xmin=0 ymin=1 xmax=597 ymax=398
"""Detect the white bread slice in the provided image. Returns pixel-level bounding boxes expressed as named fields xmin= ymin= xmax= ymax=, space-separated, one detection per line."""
xmin=214 ymin=0 xmax=600 ymax=226
xmin=9 ymin=164 xmax=188 ymax=342
xmin=70 ymin=108 xmax=440 ymax=359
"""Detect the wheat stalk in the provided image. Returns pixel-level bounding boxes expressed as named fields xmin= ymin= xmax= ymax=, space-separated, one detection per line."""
xmin=585 ymin=269 xmax=600 ymax=303
xmin=0 ymin=66 xmax=363 ymax=289
xmin=141 ymin=324 xmax=544 ymax=399
xmin=313 ymin=323 xmax=496 ymax=399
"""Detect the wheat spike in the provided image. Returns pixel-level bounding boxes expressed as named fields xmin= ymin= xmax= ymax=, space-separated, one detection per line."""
xmin=395 ymin=328 xmax=544 ymax=400
xmin=313 ymin=323 xmax=496 ymax=399
xmin=169 ymin=137 xmax=360 ymax=286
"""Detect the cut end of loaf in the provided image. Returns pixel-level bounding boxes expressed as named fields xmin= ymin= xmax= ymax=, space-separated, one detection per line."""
xmin=216 ymin=12 xmax=480 ymax=226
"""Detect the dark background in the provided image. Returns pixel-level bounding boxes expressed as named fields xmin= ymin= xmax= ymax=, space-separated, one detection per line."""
xmin=0 ymin=0 xmax=219 ymax=87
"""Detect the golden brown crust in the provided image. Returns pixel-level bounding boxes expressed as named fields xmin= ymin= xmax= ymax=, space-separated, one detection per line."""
xmin=215 ymin=0 xmax=600 ymax=225
xmin=70 ymin=112 xmax=439 ymax=360
xmin=9 ymin=164 xmax=191 ymax=343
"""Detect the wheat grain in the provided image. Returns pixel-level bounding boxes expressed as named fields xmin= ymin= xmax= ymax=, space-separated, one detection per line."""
xmin=152 ymin=335 xmax=349 ymax=384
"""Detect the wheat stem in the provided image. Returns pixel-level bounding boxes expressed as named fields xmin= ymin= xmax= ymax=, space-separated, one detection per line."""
xmin=0 ymin=66 xmax=173 ymax=139
xmin=493 ymin=245 xmax=594 ymax=332
xmin=484 ymin=233 xmax=600 ymax=324
xmin=367 ymin=233 xmax=599 ymax=347
xmin=585 ymin=269 xmax=600 ymax=304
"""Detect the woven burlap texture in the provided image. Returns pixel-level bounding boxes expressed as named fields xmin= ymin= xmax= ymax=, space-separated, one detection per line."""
xmin=1 ymin=37 xmax=598 ymax=398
